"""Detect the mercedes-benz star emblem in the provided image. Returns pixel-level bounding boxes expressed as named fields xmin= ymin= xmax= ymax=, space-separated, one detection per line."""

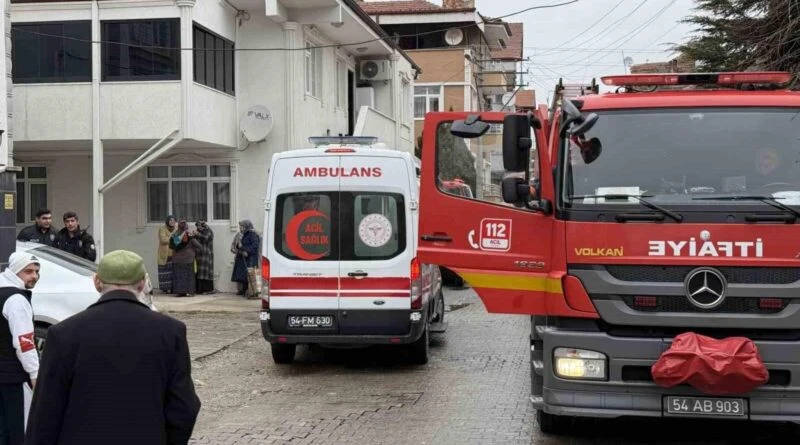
xmin=684 ymin=267 xmax=727 ymax=309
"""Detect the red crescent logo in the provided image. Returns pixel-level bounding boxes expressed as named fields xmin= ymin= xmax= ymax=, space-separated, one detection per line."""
xmin=285 ymin=210 xmax=330 ymax=260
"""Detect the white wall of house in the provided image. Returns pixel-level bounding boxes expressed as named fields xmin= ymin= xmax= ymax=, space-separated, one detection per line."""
xmin=11 ymin=0 xmax=416 ymax=293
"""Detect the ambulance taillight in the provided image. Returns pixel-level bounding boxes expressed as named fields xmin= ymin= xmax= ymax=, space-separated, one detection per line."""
xmin=261 ymin=256 xmax=270 ymax=310
xmin=410 ymin=257 xmax=422 ymax=310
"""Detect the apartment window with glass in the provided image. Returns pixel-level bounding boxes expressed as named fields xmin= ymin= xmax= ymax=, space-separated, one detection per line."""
xmin=146 ymin=165 xmax=231 ymax=223
xmin=304 ymin=41 xmax=321 ymax=97
xmin=11 ymin=21 xmax=91 ymax=83
xmin=102 ymin=19 xmax=180 ymax=81
xmin=414 ymin=85 xmax=441 ymax=119
xmin=15 ymin=167 xmax=48 ymax=224
xmin=193 ymin=24 xmax=234 ymax=95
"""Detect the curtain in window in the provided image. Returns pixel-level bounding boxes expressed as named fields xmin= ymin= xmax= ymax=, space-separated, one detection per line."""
xmin=172 ymin=181 xmax=207 ymax=222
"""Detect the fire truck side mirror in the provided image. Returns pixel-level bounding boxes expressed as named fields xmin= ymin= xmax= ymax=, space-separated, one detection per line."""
xmin=502 ymin=177 xmax=529 ymax=203
xmin=449 ymin=115 xmax=490 ymax=139
xmin=503 ymin=114 xmax=531 ymax=172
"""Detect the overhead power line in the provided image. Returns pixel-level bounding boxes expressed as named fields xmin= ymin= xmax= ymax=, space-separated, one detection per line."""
xmin=10 ymin=0 xmax=580 ymax=53
xmin=533 ymin=0 xmax=627 ymax=57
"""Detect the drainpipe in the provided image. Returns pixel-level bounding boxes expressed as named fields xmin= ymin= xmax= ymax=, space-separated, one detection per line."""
xmin=389 ymin=52 xmax=401 ymax=151
xmin=177 ymin=0 xmax=196 ymax=139
xmin=282 ymin=21 xmax=298 ymax=149
xmin=91 ymin=0 xmax=104 ymax=258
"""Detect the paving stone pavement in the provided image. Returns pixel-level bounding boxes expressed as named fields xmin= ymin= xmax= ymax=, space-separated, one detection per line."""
xmin=169 ymin=288 xmax=800 ymax=445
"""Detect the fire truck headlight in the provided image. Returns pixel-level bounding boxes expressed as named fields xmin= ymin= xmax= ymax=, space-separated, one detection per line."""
xmin=554 ymin=348 xmax=607 ymax=380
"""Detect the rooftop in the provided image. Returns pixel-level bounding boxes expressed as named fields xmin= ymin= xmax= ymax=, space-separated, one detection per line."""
xmin=357 ymin=0 xmax=475 ymax=15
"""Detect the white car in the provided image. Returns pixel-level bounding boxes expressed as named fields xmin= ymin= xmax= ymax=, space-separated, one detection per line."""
xmin=15 ymin=241 xmax=156 ymax=351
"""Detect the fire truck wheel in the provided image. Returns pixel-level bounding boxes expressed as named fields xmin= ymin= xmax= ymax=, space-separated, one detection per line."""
xmin=408 ymin=327 xmax=429 ymax=365
xmin=270 ymin=343 xmax=297 ymax=364
xmin=536 ymin=410 xmax=571 ymax=434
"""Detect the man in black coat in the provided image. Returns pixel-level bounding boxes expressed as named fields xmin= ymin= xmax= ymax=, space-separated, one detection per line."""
xmin=54 ymin=211 xmax=97 ymax=262
xmin=25 ymin=250 xmax=201 ymax=445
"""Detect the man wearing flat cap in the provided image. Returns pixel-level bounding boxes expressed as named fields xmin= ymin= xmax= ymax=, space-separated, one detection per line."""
xmin=0 ymin=252 xmax=41 ymax=445
xmin=25 ymin=250 xmax=201 ymax=445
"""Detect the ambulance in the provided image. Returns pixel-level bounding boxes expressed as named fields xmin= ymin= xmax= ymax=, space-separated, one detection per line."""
xmin=259 ymin=136 xmax=446 ymax=364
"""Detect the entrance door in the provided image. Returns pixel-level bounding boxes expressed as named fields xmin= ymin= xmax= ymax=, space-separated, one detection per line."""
xmin=347 ymin=70 xmax=355 ymax=135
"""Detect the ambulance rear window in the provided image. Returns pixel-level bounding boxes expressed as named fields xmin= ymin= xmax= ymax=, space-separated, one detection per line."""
xmin=274 ymin=192 xmax=406 ymax=261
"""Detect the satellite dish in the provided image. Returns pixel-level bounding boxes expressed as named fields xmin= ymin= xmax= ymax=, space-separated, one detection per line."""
xmin=444 ymin=28 xmax=464 ymax=46
xmin=623 ymin=56 xmax=634 ymax=67
xmin=240 ymin=105 xmax=273 ymax=146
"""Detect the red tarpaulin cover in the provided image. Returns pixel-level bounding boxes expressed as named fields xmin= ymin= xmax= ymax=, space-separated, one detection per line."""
xmin=651 ymin=332 xmax=769 ymax=395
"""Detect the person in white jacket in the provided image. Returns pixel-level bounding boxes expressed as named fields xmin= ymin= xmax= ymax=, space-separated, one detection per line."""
xmin=0 ymin=252 xmax=41 ymax=445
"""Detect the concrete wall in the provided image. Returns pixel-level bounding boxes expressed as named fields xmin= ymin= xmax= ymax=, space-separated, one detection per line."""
xmin=14 ymin=85 xmax=92 ymax=141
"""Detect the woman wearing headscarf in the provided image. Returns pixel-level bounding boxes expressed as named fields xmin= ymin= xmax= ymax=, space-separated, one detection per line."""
xmin=156 ymin=215 xmax=176 ymax=293
xmin=193 ymin=219 xmax=215 ymax=294
xmin=169 ymin=219 xmax=201 ymax=297
xmin=231 ymin=219 xmax=260 ymax=298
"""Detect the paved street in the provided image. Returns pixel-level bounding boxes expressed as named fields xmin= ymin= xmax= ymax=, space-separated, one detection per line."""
xmin=163 ymin=289 xmax=799 ymax=445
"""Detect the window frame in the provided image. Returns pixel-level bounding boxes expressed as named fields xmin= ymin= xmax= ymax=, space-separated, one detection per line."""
xmin=101 ymin=18 xmax=181 ymax=82
xmin=15 ymin=165 xmax=49 ymax=225
xmin=273 ymin=191 xmax=407 ymax=262
xmin=192 ymin=22 xmax=235 ymax=96
xmin=304 ymin=39 xmax=322 ymax=99
xmin=402 ymin=78 xmax=412 ymax=125
xmin=11 ymin=20 xmax=92 ymax=84
xmin=413 ymin=84 xmax=442 ymax=120
xmin=144 ymin=163 xmax=233 ymax=224
xmin=335 ymin=57 xmax=346 ymax=109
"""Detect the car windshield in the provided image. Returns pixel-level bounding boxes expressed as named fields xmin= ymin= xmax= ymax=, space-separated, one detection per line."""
xmin=562 ymin=107 xmax=800 ymax=207
xmin=28 ymin=245 xmax=97 ymax=276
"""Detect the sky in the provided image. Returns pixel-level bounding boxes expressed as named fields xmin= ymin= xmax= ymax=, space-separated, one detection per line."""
xmin=433 ymin=0 xmax=700 ymax=104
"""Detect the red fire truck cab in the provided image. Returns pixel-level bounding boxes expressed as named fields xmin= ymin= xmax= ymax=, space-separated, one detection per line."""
xmin=417 ymin=72 xmax=800 ymax=433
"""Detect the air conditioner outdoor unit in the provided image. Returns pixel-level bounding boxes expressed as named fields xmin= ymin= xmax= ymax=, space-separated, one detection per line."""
xmin=359 ymin=60 xmax=391 ymax=81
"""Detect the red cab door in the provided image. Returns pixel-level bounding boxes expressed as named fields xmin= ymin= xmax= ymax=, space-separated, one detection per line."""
xmin=417 ymin=112 xmax=562 ymax=315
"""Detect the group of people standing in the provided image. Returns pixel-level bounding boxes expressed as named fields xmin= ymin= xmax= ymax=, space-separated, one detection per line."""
xmin=156 ymin=216 xmax=215 ymax=297
xmin=156 ymin=216 xmax=262 ymax=299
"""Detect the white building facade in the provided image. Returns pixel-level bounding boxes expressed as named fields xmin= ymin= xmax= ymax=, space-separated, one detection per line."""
xmin=10 ymin=0 xmax=418 ymax=291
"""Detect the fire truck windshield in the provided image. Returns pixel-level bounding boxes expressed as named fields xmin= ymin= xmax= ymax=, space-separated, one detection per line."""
xmin=562 ymin=107 xmax=800 ymax=209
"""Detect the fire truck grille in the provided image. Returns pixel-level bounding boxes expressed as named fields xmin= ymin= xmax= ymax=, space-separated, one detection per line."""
xmin=605 ymin=265 xmax=800 ymax=284
xmin=620 ymin=296 xmax=786 ymax=314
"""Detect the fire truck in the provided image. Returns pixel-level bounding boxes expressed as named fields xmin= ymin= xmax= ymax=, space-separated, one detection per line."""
xmin=416 ymin=72 xmax=800 ymax=433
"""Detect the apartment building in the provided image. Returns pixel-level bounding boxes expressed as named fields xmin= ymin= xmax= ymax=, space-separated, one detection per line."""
xmin=9 ymin=0 xmax=419 ymax=290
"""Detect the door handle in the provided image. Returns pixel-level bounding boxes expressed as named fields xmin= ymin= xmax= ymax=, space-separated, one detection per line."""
xmin=348 ymin=271 xmax=368 ymax=278
xmin=421 ymin=233 xmax=453 ymax=242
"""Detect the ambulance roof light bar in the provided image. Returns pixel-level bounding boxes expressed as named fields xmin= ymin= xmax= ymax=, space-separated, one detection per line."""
xmin=600 ymin=71 xmax=793 ymax=87
xmin=308 ymin=136 xmax=378 ymax=146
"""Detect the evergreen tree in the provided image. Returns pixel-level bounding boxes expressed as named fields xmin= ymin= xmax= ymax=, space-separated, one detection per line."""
xmin=675 ymin=0 xmax=799 ymax=88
